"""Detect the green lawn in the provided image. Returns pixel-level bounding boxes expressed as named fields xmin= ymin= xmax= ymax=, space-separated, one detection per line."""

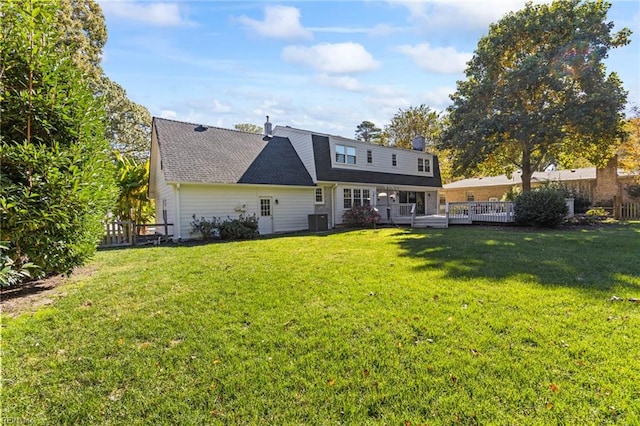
xmin=2 ymin=224 xmax=640 ymax=424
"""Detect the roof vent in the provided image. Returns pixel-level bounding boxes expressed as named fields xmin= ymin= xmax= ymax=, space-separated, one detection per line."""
xmin=194 ymin=125 xmax=207 ymax=132
xmin=411 ymin=135 xmax=425 ymax=151
xmin=264 ymin=116 xmax=273 ymax=137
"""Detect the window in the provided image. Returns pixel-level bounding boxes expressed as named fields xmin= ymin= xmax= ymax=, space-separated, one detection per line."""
xmin=466 ymin=191 xmax=475 ymax=202
xmin=260 ymin=198 xmax=271 ymax=216
xmin=315 ymin=188 xmax=324 ymax=204
xmin=488 ymin=197 xmax=499 ymax=202
xmin=336 ymin=145 xmax=356 ymax=164
xmin=418 ymin=158 xmax=431 ymax=173
xmin=392 ymin=154 xmax=397 ymax=167
xmin=343 ymin=188 xmax=371 ymax=209
xmin=343 ymin=189 xmax=352 ymax=209
xmin=367 ymin=150 xmax=373 ymax=164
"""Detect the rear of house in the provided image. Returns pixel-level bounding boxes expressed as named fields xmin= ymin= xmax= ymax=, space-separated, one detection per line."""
xmin=149 ymin=117 xmax=443 ymax=239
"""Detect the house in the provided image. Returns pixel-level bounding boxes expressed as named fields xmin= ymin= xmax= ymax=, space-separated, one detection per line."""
xmin=441 ymin=157 xmax=637 ymax=209
xmin=148 ymin=117 xmax=443 ymax=239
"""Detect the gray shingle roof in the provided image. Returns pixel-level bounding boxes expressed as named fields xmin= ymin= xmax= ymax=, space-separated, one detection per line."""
xmin=153 ymin=117 xmax=313 ymax=186
xmin=312 ymin=135 xmax=443 ymax=187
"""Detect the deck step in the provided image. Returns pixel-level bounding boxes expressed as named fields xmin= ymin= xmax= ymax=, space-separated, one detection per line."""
xmin=412 ymin=215 xmax=448 ymax=229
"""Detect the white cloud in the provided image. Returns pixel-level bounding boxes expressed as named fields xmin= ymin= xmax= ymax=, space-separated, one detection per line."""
xmin=160 ymin=110 xmax=177 ymax=119
xmin=315 ymin=74 xmax=364 ymax=92
xmin=236 ymin=5 xmax=312 ymax=40
xmin=212 ymin=99 xmax=232 ymax=113
xmin=396 ymin=42 xmax=472 ymax=74
xmin=420 ymin=86 xmax=456 ymax=111
xmin=99 ymin=1 xmax=194 ymax=27
xmin=307 ymin=24 xmax=407 ymax=36
xmin=388 ymin=0 xmax=548 ymax=30
xmin=252 ymin=99 xmax=288 ymax=117
xmin=282 ymin=42 xmax=380 ymax=74
xmin=365 ymin=95 xmax=411 ymax=116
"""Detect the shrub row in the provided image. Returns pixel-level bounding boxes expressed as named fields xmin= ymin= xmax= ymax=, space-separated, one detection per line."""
xmin=190 ymin=214 xmax=259 ymax=241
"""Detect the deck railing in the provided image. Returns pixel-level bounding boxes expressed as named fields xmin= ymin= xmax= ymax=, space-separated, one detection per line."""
xmin=447 ymin=201 xmax=516 ymax=224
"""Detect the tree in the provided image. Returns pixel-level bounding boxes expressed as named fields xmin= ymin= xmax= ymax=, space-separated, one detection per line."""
xmin=440 ymin=0 xmax=631 ymax=192
xmin=234 ymin=123 xmax=262 ymax=134
xmin=382 ymin=105 xmax=455 ymax=181
xmin=385 ymin=105 xmax=441 ymax=150
xmin=355 ymin=120 xmax=381 ymax=143
xmin=114 ymin=152 xmax=154 ymax=226
xmin=56 ymin=0 xmax=152 ymax=159
xmin=99 ymin=77 xmax=152 ymax=160
xmin=1 ymin=0 xmax=116 ymax=277
xmin=619 ymin=107 xmax=640 ymax=176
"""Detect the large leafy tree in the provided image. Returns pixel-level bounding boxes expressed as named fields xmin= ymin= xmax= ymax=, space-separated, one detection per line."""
xmin=100 ymin=76 xmax=152 ymax=160
xmin=385 ymin=105 xmax=441 ymax=150
xmin=57 ymin=0 xmax=152 ymax=160
xmin=355 ymin=120 xmax=382 ymax=143
xmin=1 ymin=0 xmax=116 ymax=276
xmin=440 ymin=0 xmax=631 ymax=192
xmin=382 ymin=105 xmax=454 ymax=181
xmin=619 ymin=107 xmax=640 ymax=176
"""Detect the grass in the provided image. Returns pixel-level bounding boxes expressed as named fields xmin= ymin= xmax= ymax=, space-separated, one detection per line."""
xmin=2 ymin=224 xmax=640 ymax=425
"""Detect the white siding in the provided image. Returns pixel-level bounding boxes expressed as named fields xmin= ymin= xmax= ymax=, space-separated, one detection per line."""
xmin=177 ymin=184 xmax=316 ymax=238
xmin=150 ymin=132 xmax=176 ymax=235
xmin=333 ymin=184 xmax=376 ymax=225
xmin=329 ymin=136 xmax=434 ymax=178
xmin=272 ymin=126 xmax=435 ymax=181
xmin=272 ymin=127 xmax=317 ymax=182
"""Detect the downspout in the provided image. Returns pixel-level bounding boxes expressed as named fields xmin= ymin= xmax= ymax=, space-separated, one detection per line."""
xmin=331 ymin=183 xmax=338 ymax=228
xmin=175 ymin=183 xmax=181 ymax=240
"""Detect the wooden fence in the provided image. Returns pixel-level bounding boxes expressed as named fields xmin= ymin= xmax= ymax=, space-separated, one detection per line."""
xmin=101 ymin=221 xmax=173 ymax=248
xmin=619 ymin=203 xmax=640 ymax=220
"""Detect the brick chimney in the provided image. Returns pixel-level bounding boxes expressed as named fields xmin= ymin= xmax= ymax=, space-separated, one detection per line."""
xmin=593 ymin=155 xmax=621 ymax=207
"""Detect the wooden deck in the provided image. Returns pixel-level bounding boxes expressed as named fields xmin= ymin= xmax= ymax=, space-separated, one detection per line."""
xmin=447 ymin=202 xmax=515 ymax=225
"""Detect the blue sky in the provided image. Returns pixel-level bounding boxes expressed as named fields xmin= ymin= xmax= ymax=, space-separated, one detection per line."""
xmin=99 ymin=0 xmax=640 ymax=136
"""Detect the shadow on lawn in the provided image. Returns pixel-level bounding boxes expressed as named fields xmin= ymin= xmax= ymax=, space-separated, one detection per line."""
xmin=393 ymin=224 xmax=640 ymax=293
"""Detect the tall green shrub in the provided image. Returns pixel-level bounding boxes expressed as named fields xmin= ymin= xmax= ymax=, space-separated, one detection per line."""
xmin=0 ymin=0 xmax=116 ymax=278
xmin=514 ymin=188 xmax=568 ymax=228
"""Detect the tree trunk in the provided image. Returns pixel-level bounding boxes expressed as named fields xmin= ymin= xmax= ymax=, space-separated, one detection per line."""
xmin=521 ymin=146 xmax=533 ymax=192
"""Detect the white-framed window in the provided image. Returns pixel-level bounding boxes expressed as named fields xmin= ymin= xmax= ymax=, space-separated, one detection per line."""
xmin=418 ymin=158 xmax=431 ymax=173
xmin=315 ymin=188 xmax=324 ymax=204
xmin=336 ymin=145 xmax=356 ymax=164
xmin=466 ymin=191 xmax=475 ymax=202
xmin=488 ymin=197 xmax=499 ymax=202
xmin=367 ymin=150 xmax=373 ymax=164
xmin=343 ymin=188 xmax=371 ymax=209
xmin=392 ymin=154 xmax=397 ymax=167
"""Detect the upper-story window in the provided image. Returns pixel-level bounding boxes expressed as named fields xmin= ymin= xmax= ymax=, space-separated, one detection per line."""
xmin=336 ymin=145 xmax=356 ymax=165
xmin=418 ymin=158 xmax=431 ymax=173
xmin=392 ymin=154 xmax=397 ymax=167
xmin=367 ymin=150 xmax=373 ymax=164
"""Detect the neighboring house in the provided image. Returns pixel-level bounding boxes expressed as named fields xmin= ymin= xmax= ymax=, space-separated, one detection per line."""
xmin=441 ymin=157 xmax=637 ymax=208
xmin=148 ymin=117 xmax=443 ymax=239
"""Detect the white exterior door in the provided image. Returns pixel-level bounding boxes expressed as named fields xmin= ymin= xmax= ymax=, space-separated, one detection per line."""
xmin=258 ymin=197 xmax=273 ymax=234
